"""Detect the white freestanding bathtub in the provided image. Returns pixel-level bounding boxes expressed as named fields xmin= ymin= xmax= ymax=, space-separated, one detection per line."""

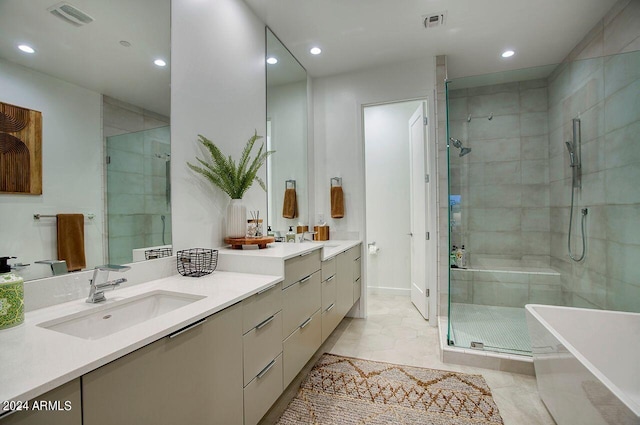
xmin=525 ymin=304 xmax=640 ymax=425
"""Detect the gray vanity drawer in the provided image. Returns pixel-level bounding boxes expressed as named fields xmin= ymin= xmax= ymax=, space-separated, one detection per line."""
xmin=283 ymin=309 xmax=321 ymax=388
xmin=242 ymin=282 xmax=282 ymax=334
xmin=243 ymin=353 xmax=283 ymax=425
xmin=354 ymin=256 xmax=362 ymax=281
xmin=321 ymin=301 xmax=341 ymax=343
xmin=353 ymin=277 xmax=362 ymax=303
xmin=321 ymin=257 xmax=336 ymax=282
xmin=282 ymin=270 xmax=321 ymax=338
xmin=243 ymin=311 xmax=282 ymax=387
xmin=283 ymin=249 xmax=321 ymax=289
xmin=321 ymin=273 xmax=337 ymax=312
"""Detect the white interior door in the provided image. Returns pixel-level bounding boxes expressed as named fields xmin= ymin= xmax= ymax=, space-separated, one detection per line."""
xmin=409 ymin=103 xmax=429 ymax=319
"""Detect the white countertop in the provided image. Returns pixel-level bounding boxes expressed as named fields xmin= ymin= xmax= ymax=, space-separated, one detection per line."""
xmin=0 ymin=240 xmax=362 ymax=406
xmin=0 ymin=271 xmax=282 ymax=404
xmin=218 ymin=240 xmax=361 ymax=261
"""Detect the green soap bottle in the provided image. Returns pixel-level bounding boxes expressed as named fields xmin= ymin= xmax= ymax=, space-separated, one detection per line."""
xmin=0 ymin=257 xmax=24 ymax=330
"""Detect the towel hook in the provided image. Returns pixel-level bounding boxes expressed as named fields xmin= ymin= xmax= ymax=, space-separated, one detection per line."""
xmin=286 ymin=180 xmax=296 ymax=190
xmin=331 ymin=177 xmax=342 ymax=187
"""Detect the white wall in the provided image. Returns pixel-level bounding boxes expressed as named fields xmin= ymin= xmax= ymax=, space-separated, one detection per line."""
xmin=171 ymin=0 xmax=267 ymax=251
xmin=0 ymin=59 xmax=104 ymax=281
xmin=312 ymin=57 xmax=436 ymax=318
xmin=364 ymin=101 xmax=422 ymax=295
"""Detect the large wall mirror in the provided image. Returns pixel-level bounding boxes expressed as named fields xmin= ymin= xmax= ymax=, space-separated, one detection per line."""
xmin=266 ymin=28 xmax=308 ymax=234
xmin=0 ymin=0 xmax=170 ymax=280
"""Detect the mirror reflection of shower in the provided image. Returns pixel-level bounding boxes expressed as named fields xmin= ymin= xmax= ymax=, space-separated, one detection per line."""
xmin=154 ymin=152 xmax=171 ymax=207
xmin=449 ymin=137 xmax=472 ymax=157
xmin=566 ymin=118 xmax=587 ymax=262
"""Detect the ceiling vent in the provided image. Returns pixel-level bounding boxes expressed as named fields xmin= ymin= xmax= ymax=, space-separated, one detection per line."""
xmin=423 ymin=12 xmax=446 ymax=29
xmin=47 ymin=2 xmax=94 ymax=27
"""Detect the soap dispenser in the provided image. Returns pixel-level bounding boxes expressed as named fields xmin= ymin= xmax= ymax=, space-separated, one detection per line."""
xmin=0 ymin=257 xmax=24 ymax=330
xmin=285 ymin=226 xmax=296 ymax=243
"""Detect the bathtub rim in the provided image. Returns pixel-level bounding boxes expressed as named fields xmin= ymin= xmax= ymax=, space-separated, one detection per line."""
xmin=525 ymin=303 xmax=640 ymax=418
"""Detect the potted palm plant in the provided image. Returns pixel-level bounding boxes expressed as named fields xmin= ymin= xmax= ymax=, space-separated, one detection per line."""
xmin=188 ymin=131 xmax=273 ymax=238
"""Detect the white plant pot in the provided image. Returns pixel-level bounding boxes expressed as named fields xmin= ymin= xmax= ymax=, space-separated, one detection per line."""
xmin=226 ymin=199 xmax=246 ymax=238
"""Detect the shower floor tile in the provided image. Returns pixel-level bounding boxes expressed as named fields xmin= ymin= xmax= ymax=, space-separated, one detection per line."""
xmin=450 ymin=303 xmax=532 ymax=356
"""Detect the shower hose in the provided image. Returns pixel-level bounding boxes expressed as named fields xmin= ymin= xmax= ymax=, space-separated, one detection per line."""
xmin=568 ymin=185 xmax=587 ymax=262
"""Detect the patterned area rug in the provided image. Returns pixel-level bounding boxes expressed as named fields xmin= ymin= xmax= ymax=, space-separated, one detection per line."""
xmin=276 ymin=353 xmax=504 ymax=425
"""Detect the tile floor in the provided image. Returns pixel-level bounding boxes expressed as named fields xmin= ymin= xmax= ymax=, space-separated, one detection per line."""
xmin=260 ymin=293 xmax=556 ymax=425
xmin=450 ymin=302 xmax=532 ymax=355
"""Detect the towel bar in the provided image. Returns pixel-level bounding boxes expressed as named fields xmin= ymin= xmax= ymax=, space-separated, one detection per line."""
xmin=34 ymin=213 xmax=95 ymax=220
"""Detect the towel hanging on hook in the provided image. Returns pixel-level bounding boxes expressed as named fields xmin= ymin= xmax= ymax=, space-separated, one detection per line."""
xmin=330 ymin=177 xmax=344 ymax=218
xmin=283 ymin=180 xmax=298 ymax=219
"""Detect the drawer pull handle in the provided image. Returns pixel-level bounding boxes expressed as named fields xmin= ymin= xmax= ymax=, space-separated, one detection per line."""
xmin=257 ymin=359 xmax=276 ymax=379
xmin=354 ymin=257 xmax=361 ymax=262
xmin=257 ymin=283 xmax=278 ymax=295
xmin=300 ymin=251 xmax=315 ymax=257
xmin=325 ymin=275 xmax=335 ymax=282
xmin=169 ymin=318 xmax=207 ymax=339
xmin=299 ymin=275 xmax=312 ymax=284
xmin=255 ymin=314 xmax=275 ymax=330
xmin=299 ymin=317 xmax=312 ymax=329
xmin=325 ymin=303 xmax=335 ymax=313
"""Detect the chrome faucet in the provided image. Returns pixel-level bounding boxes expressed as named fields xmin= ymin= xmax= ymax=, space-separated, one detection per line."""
xmin=299 ymin=230 xmax=317 ymax=242
xmin=86 ymin=264 xmax=131 ymax=303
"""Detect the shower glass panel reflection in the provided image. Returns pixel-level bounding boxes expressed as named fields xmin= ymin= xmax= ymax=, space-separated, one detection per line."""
xmin=106 ymin=126 xmax=172 ymax=265
xmin=446 ymin=50 xmax=640 ymax=356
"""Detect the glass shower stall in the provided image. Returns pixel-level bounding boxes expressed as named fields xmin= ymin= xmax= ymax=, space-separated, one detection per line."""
xmin=446 ymin=50 xmax=640 ymax=356
xmin=106 ymin=126 xmax=172 ymax=265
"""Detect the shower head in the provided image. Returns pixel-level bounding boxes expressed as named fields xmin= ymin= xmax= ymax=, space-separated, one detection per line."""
xmin=459 ymin=147 xmax=472 ymax=157
xmin=449 ymin=137 xmax=462 ymax=149
xmin=565 ymin=141 xmax=576 ymax=166
xmin=450 ymin=137 xmax=471 ymax=157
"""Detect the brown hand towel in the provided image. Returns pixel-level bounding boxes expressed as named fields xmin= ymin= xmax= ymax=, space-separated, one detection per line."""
xmin=282 ymin=188 xmax=298 ymax=219
xmin=331 ymin=186 xmax=344 ymax=218
xmin=57 ymin=214 xmax=86 ymax=272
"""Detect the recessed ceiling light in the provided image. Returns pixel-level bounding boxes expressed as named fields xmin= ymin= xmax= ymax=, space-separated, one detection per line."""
xmin=501 ymin=50 xmax=515 ymax=58
xmin=266 ymin=57 xmax=278 ymax=65
xmin=310 ymin=47 xmax=322 ymax=55
xmin=154 ymin=59 xmax=167 ymax=67
xmin=18 ymin=44 xmax=35 ymax=54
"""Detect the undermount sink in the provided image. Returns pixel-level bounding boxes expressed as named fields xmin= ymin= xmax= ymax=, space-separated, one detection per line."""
xmin=38 ymin=290 xmax=206 ymax=340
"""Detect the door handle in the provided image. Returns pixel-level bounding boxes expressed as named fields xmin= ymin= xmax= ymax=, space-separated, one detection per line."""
xmin=407 ymin=233 xmax=413 ymax=236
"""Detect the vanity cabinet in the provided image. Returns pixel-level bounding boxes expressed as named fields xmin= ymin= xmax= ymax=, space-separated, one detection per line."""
xmin=0 ymin=379 xmax=81 ymax=425
xmin=281 ymin=250 xmax=322 ymax=388
xmin=336 ymin=245 xmax=361 ymax=318
xmin=321 ymin=257 xmax=339 ymax=342
xmin=82 ymin=303 xmax=243 ymax=425
xmin=241 ymin=283 xmax=283 ymax=425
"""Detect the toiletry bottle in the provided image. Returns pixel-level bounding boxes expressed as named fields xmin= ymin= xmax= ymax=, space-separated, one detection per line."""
xmin=460 ymin=245 xmax=467 ymax=268
xmin=286 ymin=226 xmax=296 ymax=243
xmin=0 ymin=257 xmax=24 ymax=330
xmin=450 ymin=246 xmax=458 ymax=268
xmin=267 ymin=226 xmax=274 ymax=237
xmin=455 ymin=246 xmax=466 ymax=269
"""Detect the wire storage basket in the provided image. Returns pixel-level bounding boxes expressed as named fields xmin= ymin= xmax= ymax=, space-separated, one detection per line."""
xmin=176 ymin=248 xmax=218 ymax=277
xmin=145 ymin=247 xmax=173 ymax=260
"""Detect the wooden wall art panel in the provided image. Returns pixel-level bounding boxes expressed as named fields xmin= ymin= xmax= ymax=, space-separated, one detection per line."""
xmin=0 ymin=101 xmax=42 ymax=195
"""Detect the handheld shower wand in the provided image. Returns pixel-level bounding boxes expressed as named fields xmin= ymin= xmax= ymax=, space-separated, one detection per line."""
xmin=566 ymin=118 xmax=587 ymax=262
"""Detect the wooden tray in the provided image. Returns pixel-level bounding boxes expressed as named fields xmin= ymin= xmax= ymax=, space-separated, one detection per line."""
xmin=224 ymin=236 xmax=275 ymax=250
